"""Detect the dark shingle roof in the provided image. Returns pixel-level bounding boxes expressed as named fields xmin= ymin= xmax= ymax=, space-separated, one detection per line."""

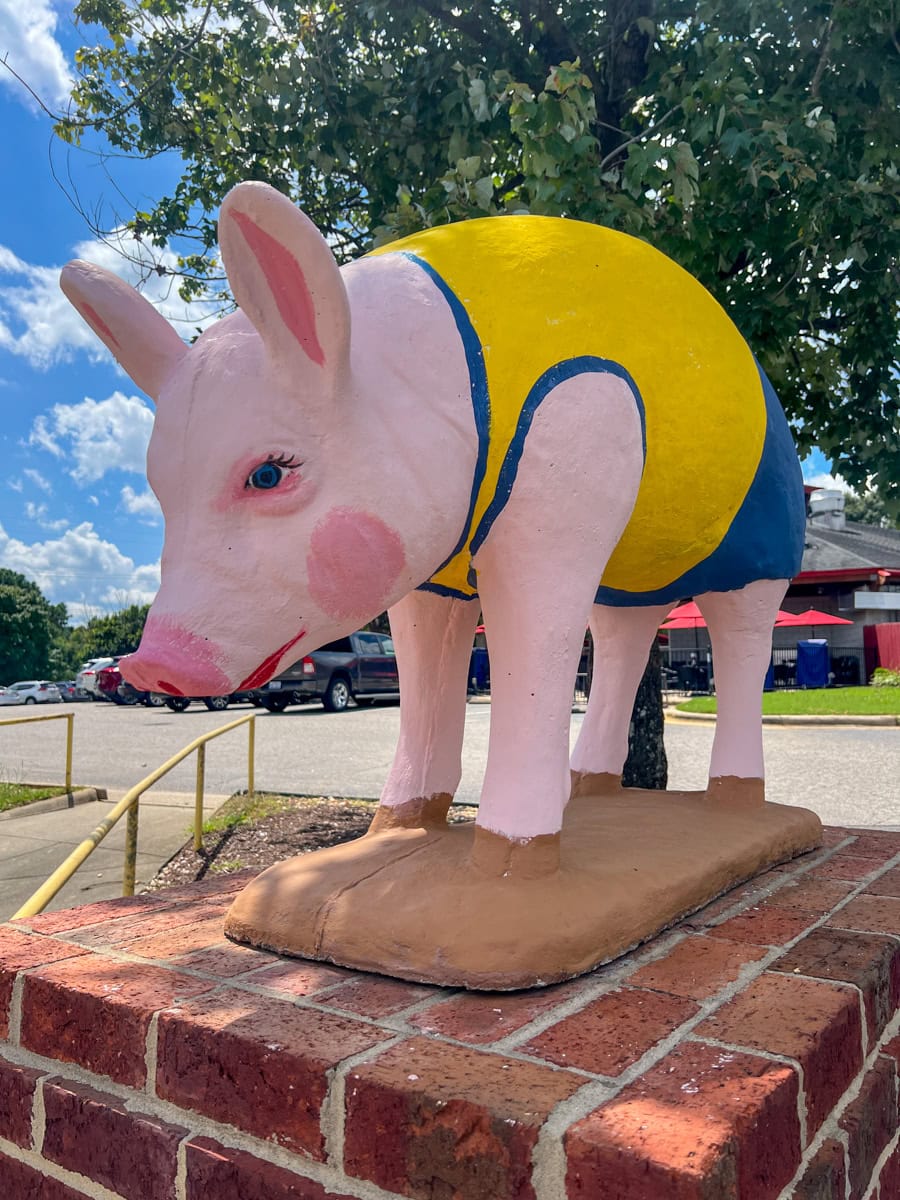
xmin=801 ymin=520 xmax=900 ymax=572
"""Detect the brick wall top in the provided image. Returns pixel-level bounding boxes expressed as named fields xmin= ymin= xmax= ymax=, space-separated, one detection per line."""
xmin=1 ymin=827 xmax=900 ymax=1200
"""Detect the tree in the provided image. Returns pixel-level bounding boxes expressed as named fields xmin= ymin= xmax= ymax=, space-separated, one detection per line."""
xmin=59 ymin=0 xmax=900 ymax=505
xmin=39 ymin=0 xmax=899 ymax=786
xmin=66 ymin=604 xmax=150 ymax=665
xmin=0 ymin=570 xmax=70 ymax=682
xmin=844 ymin=489 xmax=900 ymax=529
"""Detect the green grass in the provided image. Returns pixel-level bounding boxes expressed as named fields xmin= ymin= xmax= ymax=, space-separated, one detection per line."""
xmin=0 ymin=782 xmax=66 ymax=813
xmin=677 ymin=687 xmax=900 ymax=717
xmin=199 ymin=790 xmax=297 ymax=835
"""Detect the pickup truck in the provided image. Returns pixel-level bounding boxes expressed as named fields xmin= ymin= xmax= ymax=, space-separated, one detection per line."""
xmin=258 ymin=631 xmax=400 ymax=712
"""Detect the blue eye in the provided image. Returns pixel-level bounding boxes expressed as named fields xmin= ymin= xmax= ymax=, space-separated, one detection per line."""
xmin=247 ymin=462 xmax=284 ymax=490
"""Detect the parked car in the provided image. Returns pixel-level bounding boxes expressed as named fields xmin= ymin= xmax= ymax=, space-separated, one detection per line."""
xmin=0 ymin=686 xmax=25 ymax=706
xmin=256 ymin=631 xmax=400 ymax=712
xmin=158 ymin=690 xmax=260 ymax=713
xmin=116 ymin=680 xmax=165 ymax=707
xmin=5 ymin=680 xmax=62 ymax=705
xmin=75 ymin=658 xmax=116 ymax=699
xmin=53 ymin=681 xmax=85 ymax=702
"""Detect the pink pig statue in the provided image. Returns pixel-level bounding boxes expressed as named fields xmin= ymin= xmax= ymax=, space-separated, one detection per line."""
xmin=61 ymin=182 xmax=821 ymax=988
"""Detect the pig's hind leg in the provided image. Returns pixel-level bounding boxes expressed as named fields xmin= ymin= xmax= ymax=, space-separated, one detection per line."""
xmin=569 ymin=600 xmax=672 ymax=795
xmin=368 ymin=588 xmax=479 ymax=832
xmin=696 ymin=578 xmax=789 ymax=803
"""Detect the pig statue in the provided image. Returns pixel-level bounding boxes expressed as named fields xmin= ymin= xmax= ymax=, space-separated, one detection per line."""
xmin=61 ymin=182 xmax=822 ymax=989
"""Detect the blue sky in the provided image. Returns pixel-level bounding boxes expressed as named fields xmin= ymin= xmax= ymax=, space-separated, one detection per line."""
xmin=0 ymin=4 xmax=846 ymax=621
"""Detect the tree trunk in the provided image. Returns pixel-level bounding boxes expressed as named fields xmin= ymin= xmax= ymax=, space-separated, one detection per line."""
xmin=622 ymin=640 xmax=668 ymax=789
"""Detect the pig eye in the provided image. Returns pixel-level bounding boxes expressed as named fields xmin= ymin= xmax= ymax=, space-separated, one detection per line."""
xmin=245 ymin=454 xmax=302 ymax=491
xmin=248 ymin=462 xmax=283 ymax=490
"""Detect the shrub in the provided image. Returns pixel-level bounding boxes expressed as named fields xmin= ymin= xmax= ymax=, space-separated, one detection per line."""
xmin=870 ymin=667 xmax=900 ymax=687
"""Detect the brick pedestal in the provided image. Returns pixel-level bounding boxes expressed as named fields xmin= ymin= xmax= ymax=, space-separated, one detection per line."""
xmin=1 ymin=826 xmax=899 ymax=1199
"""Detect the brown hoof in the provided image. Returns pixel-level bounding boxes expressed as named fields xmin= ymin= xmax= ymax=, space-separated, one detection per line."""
xmin=570 ymin=770 xmax=622 ymax=800
xmin=706 ymin=775 xmax=766 ymax=807
xmin=367 ymin=792 xmax=453 ymax=833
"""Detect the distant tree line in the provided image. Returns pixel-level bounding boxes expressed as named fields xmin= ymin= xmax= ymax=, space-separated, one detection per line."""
xmin=0 ymin=569 xmax=149 ymax=682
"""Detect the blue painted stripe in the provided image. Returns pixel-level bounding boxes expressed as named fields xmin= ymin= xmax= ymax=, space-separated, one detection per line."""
xmin=415 ymin=579 xmax=480 ymax=601
xmin=400 ymin=252 xmax=490 ymax=577
xmin=594 ymin=360 xmax=805 ymax=607
xmin=469 ymin=357 xmax=647 ymax=559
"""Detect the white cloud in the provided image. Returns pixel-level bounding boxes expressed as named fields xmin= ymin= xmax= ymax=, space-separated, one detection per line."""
xmin=121 ymin=484 xmax=161 ymax=522
xmin=23 ymin=466 xmax=52 ymax=493
xmin=0 ymin=0 xmax=73 ymax=110
xmin=0 ymin=519 xmax=160 ymax=612
xmin=0 ymin=229 xmax=218 ymax=371
xmin=804 ymin=472 xmax=851 ymax=493
xmin=7 ymin=479 xmax=23 ymax=493
xmin=30 ymin=390 xmax=154 ymax=483
xmin=24 ymin=501 xmax=67 ymax=532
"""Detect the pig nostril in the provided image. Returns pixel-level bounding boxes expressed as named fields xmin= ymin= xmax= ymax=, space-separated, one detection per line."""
xmin=156 ymin=679 xmax=184 ymax=696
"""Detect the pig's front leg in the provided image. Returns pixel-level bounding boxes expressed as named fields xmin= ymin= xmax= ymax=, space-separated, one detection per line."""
xmin=368 ymin=589 xmax=479 ymax=833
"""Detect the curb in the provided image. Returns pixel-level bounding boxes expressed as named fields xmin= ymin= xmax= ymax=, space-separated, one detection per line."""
xmin=0 ymin=786 xmax=108 ymax=823
xmin=669 ymin=710 xmax=900 ymax=727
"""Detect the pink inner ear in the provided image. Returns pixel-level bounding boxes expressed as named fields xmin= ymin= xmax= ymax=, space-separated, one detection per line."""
xmin=231 ymin=209 xmax=326 ymax=366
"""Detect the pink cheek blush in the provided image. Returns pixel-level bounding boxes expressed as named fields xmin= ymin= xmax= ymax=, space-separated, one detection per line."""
xmin=307 ymin=508 xmax=406 ymax=621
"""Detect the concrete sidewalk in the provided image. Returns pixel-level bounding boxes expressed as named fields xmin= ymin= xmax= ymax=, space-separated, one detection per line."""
xmin=0 ymin=788 xmax=228 ymax=921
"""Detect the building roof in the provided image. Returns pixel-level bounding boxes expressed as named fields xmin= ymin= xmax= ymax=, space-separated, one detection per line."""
xmin=800 ymin=520 xmax=900 ymax=573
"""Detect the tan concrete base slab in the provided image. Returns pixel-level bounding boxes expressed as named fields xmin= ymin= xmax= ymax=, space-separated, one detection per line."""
xmin=224 ymin=788 xmax=823 ymax=990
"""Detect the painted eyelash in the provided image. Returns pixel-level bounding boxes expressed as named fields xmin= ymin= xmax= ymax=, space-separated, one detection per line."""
xmin=266 ymin=453 xmax=303 ymax=470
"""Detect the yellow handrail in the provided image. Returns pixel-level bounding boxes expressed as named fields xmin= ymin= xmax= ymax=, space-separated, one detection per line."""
xmin=0 ymin=711 xmax=74 ymax=793
xmin=11 ymin=712 xmax=256 ymax=920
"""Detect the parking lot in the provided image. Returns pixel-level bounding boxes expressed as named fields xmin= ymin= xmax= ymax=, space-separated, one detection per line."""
xmin=1 ymin=698 xmax=897 ymax=829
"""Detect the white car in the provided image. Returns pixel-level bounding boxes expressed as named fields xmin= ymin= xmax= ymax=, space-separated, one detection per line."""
xmin=75 ymin=658 xmax=116 ymax=699
xmin=6 ymin=680 xmax=62 ymax=705
xmin=0 ymin=686 xmax=25 ymax=706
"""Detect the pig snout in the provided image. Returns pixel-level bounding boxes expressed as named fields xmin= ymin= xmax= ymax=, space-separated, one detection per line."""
xmin=121 ymin=618 xmax=233 ymax=697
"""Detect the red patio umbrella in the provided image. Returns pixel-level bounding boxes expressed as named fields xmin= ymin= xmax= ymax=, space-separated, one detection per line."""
xmin=775 ymin=608 xmax=854 ymax=638
xmin=660 ymin=601 xmax=794 ymax=630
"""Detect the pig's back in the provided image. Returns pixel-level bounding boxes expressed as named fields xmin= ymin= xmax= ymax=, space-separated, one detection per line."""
xmin=369 ymin=217 xmax=803 ymax=604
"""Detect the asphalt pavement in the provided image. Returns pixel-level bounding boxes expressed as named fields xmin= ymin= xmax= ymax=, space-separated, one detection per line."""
xmin=0 ymin=698 xmax=896 ymax=918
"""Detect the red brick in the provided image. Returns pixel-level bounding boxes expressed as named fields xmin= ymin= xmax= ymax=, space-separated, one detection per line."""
xmin=185 ymin=1137 xmax=355 ymax=1199
xmin=172 ymin=941 xmax=273 ymax=977
xmin=20 ymin=954 xmax=215 ymax=1086
xmin=145 ymin=871 xmax=256 ymax=902
xmin=0 ymin=1152 xmax=90 ymax=1198
xmin=685 ymin=869 xmax=792 ymax=924
xmin=840 ymin=1058 xmax=898 ymax=1200
xmin=250 ymin=959 xmax=352 ymax=996
xmin=876 ymin=1141 xmax=900 ymax=1198
xmin=0 ymin=927 xmax=89 ymax=1037
xmin=865 ymin=866 xmax=900 ymax=897
xmin=344 ymin=1036 xmax=581 ymax=1200
xmin=883 ymin=1035 xmax=900 ymax=1063
xmin=845 ymin=832 xmax=900 ymax=860
xmin=707 ymin=907 xmax=817 ymax=946
xmin=828 ymin=894 xmax=900 ymax=935
xmin=772 ymin=929 xmax=900 ymax=1040
xmin=125 ymin=916 xmax=232 ymax=960
xmin=409 ymin=979 xmax=584 ymax=1045
xmin=808 ymin=854 xmax=881 ymax=882
xmin=12 ymin=892 xmax=169 ymax=935
xmin=763 ymin=877 xmax=855 ymax=912
xmin=0 ymin=1055 xmax=41 ymax=1147
xmin=793 ymin=1139 xmax=847 ymax=1200
xmin=69 ymin=898 xmax=233 ymax=948
xmin=522 ymin=987 xmax=698 ymax=1076
xmin=695 ymin=973 xmax=863 ymax=1134
xmin=565 ymin=1041 xmax=800 ymax=1200
xmin=156 ymin=987 xmax=384 ymax=1158
xmin=42 ymin=1077 xmax=186 ymax=1200
xmin=626 ymin=935 xmax=768 ymax=1001
xmin=822 ymin=828 xmax=852 ymax=847
xmin=324 ymin=975 xmax=437 ymax=1018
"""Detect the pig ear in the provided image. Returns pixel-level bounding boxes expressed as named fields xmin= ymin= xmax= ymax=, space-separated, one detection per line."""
xmin=59 ymin=261 xmax=187 ymax=402
xmin=218 ymin=182 xmax=349 ymax=372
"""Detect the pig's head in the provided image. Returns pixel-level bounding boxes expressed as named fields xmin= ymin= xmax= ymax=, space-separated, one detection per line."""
xmin=60 ymin=182 xmax=410 ymax=695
